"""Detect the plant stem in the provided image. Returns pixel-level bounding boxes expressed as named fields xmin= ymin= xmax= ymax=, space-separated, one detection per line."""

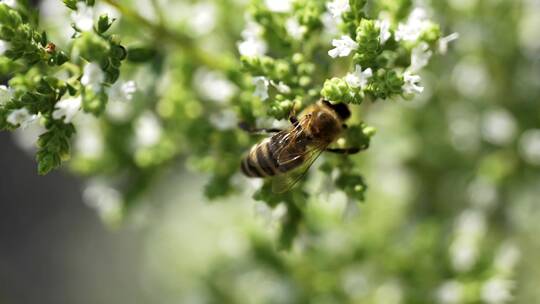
xmin=103 ymin=0 xmax=229 ymax=71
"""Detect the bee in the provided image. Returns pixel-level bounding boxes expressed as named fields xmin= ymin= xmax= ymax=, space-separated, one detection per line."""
xmin=240 ymin=99 xmax=362 ymax=192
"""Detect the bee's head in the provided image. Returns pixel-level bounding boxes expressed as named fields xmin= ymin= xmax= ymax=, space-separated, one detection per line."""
xmin=321 ymin=99 xmax=351 ymax=121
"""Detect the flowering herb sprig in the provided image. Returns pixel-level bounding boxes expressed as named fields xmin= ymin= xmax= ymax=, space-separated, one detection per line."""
xmin=0 ymin=0 xmax=127 ymax=174
xmin=0 ymin=0 xmax=455 ymax=247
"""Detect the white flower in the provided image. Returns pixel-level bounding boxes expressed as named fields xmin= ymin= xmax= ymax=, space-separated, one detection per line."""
xmin=271 ymin=81 xmax=291 ymax=94
xmin=345 ymin=65 xmax=373 ymax=89
xmin=238 ymin=19 xmax=267 ymax=57
xmin=253 ymin=76 xmax=270 ymax=101
xmin=0 ymin=0 xmax=16 ymax=8
xmin=134 ymin=112 xmax=162 ymax=147
xmin=410 ymin=42 xmax=433 ymax=72
xmin=0 ymin=85 xmax=13 ymax=105
xmin=450 ymin=209 xmax=486 ymax=272
xmin=71 ymin=2 xmax=94 ymax=32
xmin=436 ymin=280 xmax=464 ymax=304
xmin=439 ymin=32 xmax=460 ymax=54
xmin=327 ymin=0 xmax=350 ymax=19
xmin=395 ymin=8 xmax=431 ymax=42
xmin=321 ymin=12 xmax=339 ymax=36
xmin=187 ymin=2 xmax=217 ymax=36
xmin=0 ymin=40 xmax=10 ymax=56
xmin=194 ymin=69 xmax=237 ymax=103
xmin=7 ymin=108 xmax=36 ymax=128
xmin=376 ymin=19 xmax=391 ymax=44
xmin=481 ymin=108 xmax=517 ymax=146
xmin=519 ymin=129 xmax=540 ymax=165
xmin=328 ymin=35 xmax=358 ymax=58
xmin=264 ymin=0 xmax=293 ymax=13
xmin=81 ymin=62 xmax=105 ymax=92
xmin=481 ymin=278 xmax=515 ymax=304
xmin=210 ymin=109 xmax=237 ymax=130
xmin=494 ymin=241 xmax=521 ymax=274
xmin=52 ymin=95 xmax=82 ymax=123
xmin=108 ymin=80 xmax=137 ymax=103
xmin=285 ymin=17 xmax=307 ymax=40
xmin=402 ymin=71 xmax=424 ymax=95
xmin=238 ymin=38 xmax=267 ymax=57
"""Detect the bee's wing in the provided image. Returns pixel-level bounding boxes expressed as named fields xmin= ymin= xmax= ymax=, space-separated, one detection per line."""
xmin=271 ymin=141 xmax=329 ymax=194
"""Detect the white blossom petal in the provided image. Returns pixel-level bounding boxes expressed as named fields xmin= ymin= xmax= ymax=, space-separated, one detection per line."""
xmin=285 ymin=17 xmax=307 ymax=40
xmin=264 ymin=0 xmax=293 ymax=13
xmin=0 ymin=85 xmax=14 ymax=105
xmin=0 ymin=0 xmax=17 ymax=8
xmin=134 ymin=112 xmax=162 ymax=147
xmin=0 ymin=40 xmax=10 ymax=56
xmin=402 ymin=71 xmax=424 ymax=95
xmin=328 ymin=35 xmax=358 ymax=58
xmin=71 ymin=2 xmax=94 ymax=32
xmin=108 ymin=80 xmax=137 ymax=103
xmin=81 ymin=62 xmax=105 ymax=92
xmin=410 ymin=42 xmax=433 ymax=72
xmin=345 ymin=65 xmax=372 ymax=89
xmin=481 ymin=278 xmax=515 ymax=304
xmin=439 ymin=32 xmax=460 ymax=54
xmin=376 ymin=19 xmax=392 ymax=44
xmin=253 ymin=76 xmax=270 ymax=101
xmin=194 ymin=69 xmax=237 ymax=103
xmin=7 ymin=108 xmax=36 ymax=128
xmin=395 ymin=8 xmax=431 ymax=42
xmin=327 ymin=0 xmax=350 ymax=19
xmin=52 ymin=95 xmax=83 ymax=123
xmin=481 ymin=108 xmax=517 ymax=146
xmin=519 ymin=129 xmax=540 ymax=165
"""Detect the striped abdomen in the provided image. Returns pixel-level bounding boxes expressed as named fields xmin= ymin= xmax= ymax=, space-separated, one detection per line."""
xmin=241 ymin=134 xmax=305 ymax=178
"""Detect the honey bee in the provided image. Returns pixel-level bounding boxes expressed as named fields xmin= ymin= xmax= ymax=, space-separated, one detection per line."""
xmin=240 ymin=99 xmax=362 ymax=192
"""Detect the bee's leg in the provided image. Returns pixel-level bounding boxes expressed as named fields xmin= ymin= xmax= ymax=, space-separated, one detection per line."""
xmin=325 ymin=147 xmax=362 ymax=155
xmin=289 ymin=115 xmax=299 ymax=127
xmin=238 ymin=122 xmax=282 ymax=134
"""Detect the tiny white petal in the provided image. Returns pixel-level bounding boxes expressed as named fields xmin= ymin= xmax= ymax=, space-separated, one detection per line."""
xmin=108 ymin=80 xmax=137 ymax=103
xmin=285 ymin=17 xmax=307 ymax=40
xmin=194 ymin=68 xmax=237 ymax=103
xmin=376 ymin=19 xmax=392 ymax=44
xmin=187 ymin=2 xmax=217 ymax=36
xmin=264 ymin=0 xmax=293 ymax=13
xmin=395 ymin=8 xmax=431 ymax=42
xmin=7 ymin=108 xmax=36 ymax=129
xmin=52 ymin=96 xmax=83 ymax=123
xmin=134 ymin=112 xmax=162 ymax=147
xmin=439 ymin=32 xmax=460 ymax=54
xmin=481 ymin=278 xmax=515 ymax=304
xmin=238 ymin=38 xmax=267 ymax=57
xmin=0 ymin=40 xmax=10 ymax=56
xmin=81 ymin=62 xmax=105 ymax=92
xmin=328 ymin=35 xmax=358 ymax=58
xmin=0 ymin=85 xmax=14 ymax=105
xmin=327 ymin=0 xmax=350 ymax=19
xmin=402 ymin=71 xmax=424 ymax=95
xmin=436 ymin=280 xmax=464 ymax=304
xmin=271 ymin=81 xmax=291 ymax=94
xmin=345 ymin=65 xmax=372 ymax=89
xmin=253 ymin=76 xmax=270 ymax=101
xmin=210 ymin=109 xmax=237 ymax=130
xmin=1 ymin=0 xmax=17 ymax=8
xmin=71 ymin=2 xmax=94 ymax=32
xmin=410 ymin=42 xmax=433 ymax=72
xmin=519 ymin=129 xmax=540 ymax=165
xmin=481 ymin=108 xmax=517 ymax=146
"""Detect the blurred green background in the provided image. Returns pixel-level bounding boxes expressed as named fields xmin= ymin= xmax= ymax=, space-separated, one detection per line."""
xmin=1 ymin=0 xmax=540 ymax=303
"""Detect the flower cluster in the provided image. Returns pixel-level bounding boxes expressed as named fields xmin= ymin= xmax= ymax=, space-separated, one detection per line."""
xmin=1 ymin=0 xmax=453 ymax=246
